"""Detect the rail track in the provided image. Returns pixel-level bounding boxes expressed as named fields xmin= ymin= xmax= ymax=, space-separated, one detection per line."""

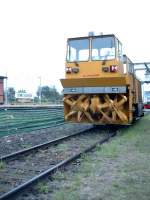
xmin=0 ymin=126 xmax=117 ymax=200
xmin=1 ymin=127 xmax=93 ymax=162
xmin=0 ymin=107 xmax=64 ymax=137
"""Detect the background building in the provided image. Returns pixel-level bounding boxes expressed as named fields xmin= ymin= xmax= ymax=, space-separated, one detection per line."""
xmin=15 ymin=90 xmax=33 ymax=103
xmin=0 ymin=76 xmax=7 ymax=104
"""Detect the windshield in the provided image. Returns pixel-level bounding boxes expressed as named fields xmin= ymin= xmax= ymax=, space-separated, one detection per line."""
xmin=66 ymin=36 xmax=116 ymax=62
xmin=67 ymin=39 xmax=89 ymax=62
xmin=92 ymin=37 xmax=115 ymax=60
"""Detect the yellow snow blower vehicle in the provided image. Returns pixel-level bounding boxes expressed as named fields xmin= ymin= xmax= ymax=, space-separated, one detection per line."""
xmin=60 ymin=33 xmax=143 ymax=125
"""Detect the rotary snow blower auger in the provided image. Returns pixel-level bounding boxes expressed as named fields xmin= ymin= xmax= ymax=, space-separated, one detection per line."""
xmin=63 ymin=94 xmax=128 ymax=124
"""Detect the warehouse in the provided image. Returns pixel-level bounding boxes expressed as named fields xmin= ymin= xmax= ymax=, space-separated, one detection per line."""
xmin=0 ymin=76 xmax=7 ymax=104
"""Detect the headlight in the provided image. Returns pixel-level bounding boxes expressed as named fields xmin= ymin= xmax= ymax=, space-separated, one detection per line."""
xmin=72 ymin=67 xmax=79 ymax=73
xmin=110 ymin=65 xmax=117 ymax=72
xmin=66 ymin=67 xmax=72 ymax=73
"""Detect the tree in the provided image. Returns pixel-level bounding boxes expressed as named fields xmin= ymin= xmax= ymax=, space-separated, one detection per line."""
xmin=49 ymin=86 xmax=60 ymax=101
xmin=7 ymin=87 xmax=16 ymax=103
xmin=36 ymin=85 xmax=61 ymax=102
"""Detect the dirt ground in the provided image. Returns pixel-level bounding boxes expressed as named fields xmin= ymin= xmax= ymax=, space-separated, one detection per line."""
xmin=1 ymin=114 xmax=150 ymax=200
xmin=49 ymin=114 xmax=150 ymax=200
xmin=28 ymin=113 xmax=150 ymax=200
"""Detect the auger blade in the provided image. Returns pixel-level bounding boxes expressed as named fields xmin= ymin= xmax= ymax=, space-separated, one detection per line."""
xmin=116 ymin=95 xmax=127 ymax=107
xmin=112 ymin=110 xmax=117 ymax=122
xmin=99 ymin=110 xmax=112 ymax=123
xmin=71 ymin=95 xmax=87 ymax=110
xmin=77 ymin=111 xmax=84 ymax=122
xmin=112 ymin=106 xmax=128 ymax=122
xmin=81 ymin=98 xmax=90 ymax=111
xmin=84 ymin=111 xmax=94 ymax=122
xmin=65 ymin=110 xmax=77 ymax=120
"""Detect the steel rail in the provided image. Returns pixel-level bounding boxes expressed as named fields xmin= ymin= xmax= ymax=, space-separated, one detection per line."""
xmin=0 ymin=107 xmax=64 ymax=133
xmin=0 ymin=117 xmax=64 ymax=129
xmin=1 ymin=126 xmax=93 ymax=162
xmin=0 ymin=129 xmax=117 ymax=200
xmin=0 ymin=106 xmax=63 ymax=111
xmin=0 ymin=121 xmax=66 ymax=138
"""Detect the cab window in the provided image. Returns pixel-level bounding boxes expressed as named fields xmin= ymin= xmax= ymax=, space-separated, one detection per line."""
xmin=67 ymin=39 xmax=89 ymax=62
xmin=118 ymin=41 xmax=122 ymax=60
xmin=123 ymin=55 xmax=134 ymax=74
xmin=92 ymin=37 xmax=115 ymax=60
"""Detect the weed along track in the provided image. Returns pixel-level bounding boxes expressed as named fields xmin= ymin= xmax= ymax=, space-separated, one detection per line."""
xmin=0 ymin=126 xmax=117 ymax=200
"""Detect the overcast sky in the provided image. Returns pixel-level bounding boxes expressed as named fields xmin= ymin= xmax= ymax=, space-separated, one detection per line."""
xmin=0 ymin=0 xmax=150 ymax=95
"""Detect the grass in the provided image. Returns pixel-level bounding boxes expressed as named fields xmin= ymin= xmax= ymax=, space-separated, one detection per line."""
xmin=51 ymin=114 xmax=150 ymax=200
xmin=52 ymin=190 xmax=80 ymax=200
xmin=0 ymin=161 xmax=5 ymax=170
xmin=56 ymin=143 xmax=69 ymax=152
xmin=96 ymin=142 xmax=118 ymax=157
xmin=36 ymin=182 xmax=49 ymax=194
xmin=52 ymin=171 xmax=68 ymax=180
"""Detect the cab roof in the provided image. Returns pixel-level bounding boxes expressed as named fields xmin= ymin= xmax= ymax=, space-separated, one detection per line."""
xmin=68 ymin=34 xmax=116 ymax=40
xmin=67 ymin=34 xmax=122 ymax=46
xmin=0 ymin=76 xmax=7 ymax=79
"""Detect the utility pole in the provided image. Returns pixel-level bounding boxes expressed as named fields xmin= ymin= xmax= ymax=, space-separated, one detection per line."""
xmin=5 ymin=73 xmax=8 ymax=105
xmin=38 ymin=76 xmax=42 ymax=104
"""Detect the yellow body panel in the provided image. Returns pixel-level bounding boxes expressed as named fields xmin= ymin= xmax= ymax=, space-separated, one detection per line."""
xmin=66 ymin=60 xmax=123 ymax=79
xmin=61 ymin=75 xmax=133 ymax=88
